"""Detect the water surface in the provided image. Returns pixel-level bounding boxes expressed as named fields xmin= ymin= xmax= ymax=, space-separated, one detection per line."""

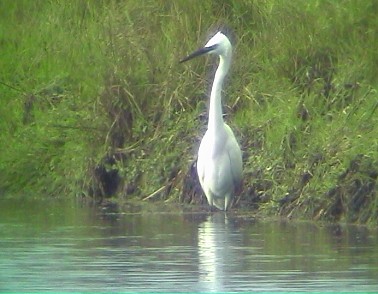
xmin=1 ymin=198 xmax=377 ymax=291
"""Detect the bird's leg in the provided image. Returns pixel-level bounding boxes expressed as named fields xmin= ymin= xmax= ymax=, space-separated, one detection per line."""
xmin=224 ymin=194 xmax=232 ymax=211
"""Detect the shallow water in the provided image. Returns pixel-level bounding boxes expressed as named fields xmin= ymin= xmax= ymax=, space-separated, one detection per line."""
xmin=0 ymin=198 xmax=377 ymax=292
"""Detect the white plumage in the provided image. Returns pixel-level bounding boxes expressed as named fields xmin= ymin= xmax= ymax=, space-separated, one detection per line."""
xmin=181 ymin=32 xmax=242 ymax=211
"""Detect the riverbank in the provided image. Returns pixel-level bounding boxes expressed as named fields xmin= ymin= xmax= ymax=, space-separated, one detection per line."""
xmin=0 ymin=1 xmax=377 ymax=225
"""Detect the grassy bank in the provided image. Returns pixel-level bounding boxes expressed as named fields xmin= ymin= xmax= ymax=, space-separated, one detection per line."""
xmin=0 ymin=1 xmax=377 ymax=224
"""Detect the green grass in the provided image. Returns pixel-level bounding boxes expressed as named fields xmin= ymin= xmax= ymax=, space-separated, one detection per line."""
xmin=0 ymin=0 xmax=377 ymax=224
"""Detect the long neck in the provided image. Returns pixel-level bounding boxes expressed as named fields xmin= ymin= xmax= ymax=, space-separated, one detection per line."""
xmin=208 ymin=54 xmax=231 ymax=131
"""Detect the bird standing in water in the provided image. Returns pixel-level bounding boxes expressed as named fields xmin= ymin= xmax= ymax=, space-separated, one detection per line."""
xmin=180 ymin=31 xmax=242 ymax=211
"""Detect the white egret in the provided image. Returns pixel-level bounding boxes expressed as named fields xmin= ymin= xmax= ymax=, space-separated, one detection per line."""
xmin=180 ymin=31 xmax=242 ymax=211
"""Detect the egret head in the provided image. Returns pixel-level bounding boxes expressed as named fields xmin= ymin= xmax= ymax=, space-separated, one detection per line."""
xmin=180 ymin=31 xmax=232 ymax=63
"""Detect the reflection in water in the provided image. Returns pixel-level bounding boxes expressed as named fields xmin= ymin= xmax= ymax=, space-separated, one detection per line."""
xmin=198 ymin=213 xmax=228 ymax=291
xmin=0 ymin=199 xmax=378 ymax=292
xmin=197 ymin=213 xmax=259 ymax=292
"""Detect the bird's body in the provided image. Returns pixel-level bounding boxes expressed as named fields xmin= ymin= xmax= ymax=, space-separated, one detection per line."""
xmin=197 ymin=123 xmax=242 ymax=210
xmin=181 ymin=32 xmax=242 ymax=211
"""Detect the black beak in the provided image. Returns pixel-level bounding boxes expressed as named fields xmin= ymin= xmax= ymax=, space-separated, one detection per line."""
xmin=180 ymin=44 xmax=217 ymax=63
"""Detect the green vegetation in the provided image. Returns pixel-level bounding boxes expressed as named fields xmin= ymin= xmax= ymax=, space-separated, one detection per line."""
xmin=0 ymin=1 xmax=377 ymax=224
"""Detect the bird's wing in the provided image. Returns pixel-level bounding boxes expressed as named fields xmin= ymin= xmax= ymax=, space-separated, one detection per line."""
xmin=225 ymin=125 xmax=243 ymax=188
